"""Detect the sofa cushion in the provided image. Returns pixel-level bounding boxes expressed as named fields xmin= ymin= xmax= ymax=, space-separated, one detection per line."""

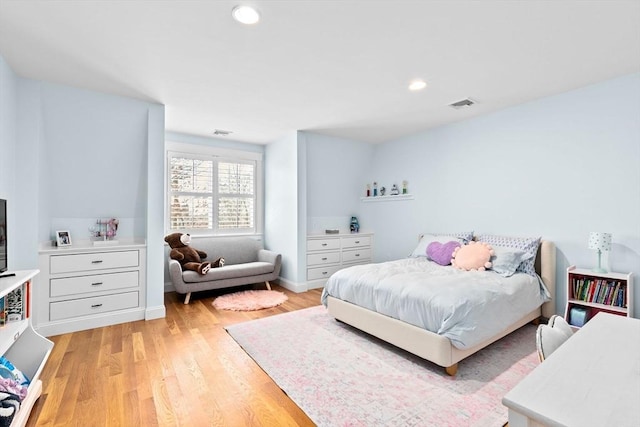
xmin=182 ymin=262 xmax=274 ymax=283
xmin=191 ymin=236 xmax=262 ymax=265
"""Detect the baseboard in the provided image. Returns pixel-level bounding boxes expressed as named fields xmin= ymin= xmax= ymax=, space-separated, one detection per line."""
xmin=35 ymin=308 xmax=146 ymax=337
xmin=145 ymin=304 xmax=166 ymax=320
xmin=276 ymin=277 xmax=309 ymax=293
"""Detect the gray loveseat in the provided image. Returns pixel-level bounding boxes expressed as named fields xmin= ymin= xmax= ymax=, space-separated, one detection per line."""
xmin=168 ymin=236 xmax=282 ymax=304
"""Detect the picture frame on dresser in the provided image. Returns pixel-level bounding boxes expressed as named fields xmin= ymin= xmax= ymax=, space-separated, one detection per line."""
xmin=55 ymin=230 xmax=72 ymax=246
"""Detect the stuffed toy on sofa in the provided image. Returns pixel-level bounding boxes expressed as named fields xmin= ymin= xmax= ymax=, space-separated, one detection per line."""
xmin=164 ymin=233 xmax=224 ymax=275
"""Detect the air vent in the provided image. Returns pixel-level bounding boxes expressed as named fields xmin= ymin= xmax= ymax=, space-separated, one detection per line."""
xmin=448 ymin=98 xmax=476 ymax=109
xmin=213 ymin=129 xmax=232 ymax=136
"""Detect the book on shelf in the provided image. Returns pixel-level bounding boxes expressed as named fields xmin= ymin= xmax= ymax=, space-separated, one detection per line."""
xmin=4 ymin=285 xmax=24 ymax=323
xmin=570 ymin=276 xmax=626 ymax=308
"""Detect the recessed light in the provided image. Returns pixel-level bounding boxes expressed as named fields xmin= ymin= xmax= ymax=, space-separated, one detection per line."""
xmin=232 ymin=5 xmax=260 ymax=25
xmin=408 ymin=80 xmax=427 ymax=91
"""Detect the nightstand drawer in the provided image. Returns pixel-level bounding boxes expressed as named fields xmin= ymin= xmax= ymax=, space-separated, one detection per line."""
xmin=307 ymin=239 xmax=340 ymax=252
xmin=307 ymin=265 xmax=341 ymax=281
xmin=307 ymin=252 xmax=340 ymax=266
xmin=50 ymin=271 xmax=139 ymax=297
xmin=342 ymin=248 xmax=371 ymax=264
xmin=50 ymin=250 xmax=139 ymax=274
xmin=49 ymin=291 xmax=139 ymax=321
xmin=342 ymin=236 xmax=371 ymax=249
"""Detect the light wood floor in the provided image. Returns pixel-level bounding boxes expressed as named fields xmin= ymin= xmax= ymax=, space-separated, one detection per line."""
xmin=27 ymin=285 xmax=323 ymax=427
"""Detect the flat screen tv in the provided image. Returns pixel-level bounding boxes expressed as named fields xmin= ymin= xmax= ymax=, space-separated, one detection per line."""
xmin=0 ymin=199 xmax=6 ymax=273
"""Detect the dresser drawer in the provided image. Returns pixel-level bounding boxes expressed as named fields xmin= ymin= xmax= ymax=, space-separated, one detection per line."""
xmin=307 ymin=251 xmax=340 ymax=267
xmin=49 ymin=291 xmax=139 ymax=321
xmin=50 ymin=250 xmax=139 ymax=274
xmin=307 ymin=265 xmax=341 ymax=281
xmin=342 ymin=248 xmax=372 ymax=264
xmin=342 ymin=236 xmax=371 ymax=249
xmin=307 ymin=238 xmax=340 ymax=252
xmin=50 ymin=271 xmax=139 ymax=297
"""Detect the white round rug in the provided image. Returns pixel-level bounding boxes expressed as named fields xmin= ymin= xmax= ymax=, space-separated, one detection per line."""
xmin=212 ymin=290 xmax=288 ymax=311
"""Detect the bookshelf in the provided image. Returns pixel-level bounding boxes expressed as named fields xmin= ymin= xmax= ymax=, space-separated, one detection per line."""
xmin=0 ymin=270 xmax=53 ymax=427
xmin=565 ymin=266 xmax=634 ymax=330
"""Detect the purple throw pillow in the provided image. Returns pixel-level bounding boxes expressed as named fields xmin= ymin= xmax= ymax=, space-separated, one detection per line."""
xmin=426 ymin=241 xmax=461 ymax=266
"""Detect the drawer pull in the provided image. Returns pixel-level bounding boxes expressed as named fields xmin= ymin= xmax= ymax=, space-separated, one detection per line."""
xmin=321 ymin=257 xmax=328 ymax=261
xmin=321 ymin=243 xmax=328 ymax=247
xmin=91 ymin=282 xmax=103 ymax=286
xmin=91 ymin=260 xmax=103 ymax=264
xmin=91 ymin=303 xmax=103 ymax=308
xmin=355 ymin=253 xmax=360 ymax=257
xmin=322 ymin=271 xmax=328 ymax=275
xmin=355 ymin=240 xmax=360 ymax=244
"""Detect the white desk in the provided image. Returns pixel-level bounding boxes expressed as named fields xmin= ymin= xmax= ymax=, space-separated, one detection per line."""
xmin=502 ymin=312 xmax=640 ymax=427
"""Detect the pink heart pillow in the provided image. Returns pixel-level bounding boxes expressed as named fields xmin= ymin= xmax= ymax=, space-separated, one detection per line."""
xmin=426 ymin=241 xmax=461 ymax=266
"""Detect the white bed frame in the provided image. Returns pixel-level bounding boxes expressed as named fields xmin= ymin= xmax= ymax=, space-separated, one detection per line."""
xmin=326 ymin=240 xmax=556 ymax=376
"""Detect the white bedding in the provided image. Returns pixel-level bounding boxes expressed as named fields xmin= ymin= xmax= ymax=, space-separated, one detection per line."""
xmin=321 ymin=258 xmax=548 ymax=350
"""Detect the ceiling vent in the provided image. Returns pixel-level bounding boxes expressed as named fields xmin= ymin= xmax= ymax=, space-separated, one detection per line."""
xmin=213 ymin=129 xmax=232 ymax=136
xmin=448 ymin=98 xmax=476 ymax=109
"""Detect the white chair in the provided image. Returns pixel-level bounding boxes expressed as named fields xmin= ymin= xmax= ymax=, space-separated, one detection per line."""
xmin=535 ymin=315 xmax=573 ymax=362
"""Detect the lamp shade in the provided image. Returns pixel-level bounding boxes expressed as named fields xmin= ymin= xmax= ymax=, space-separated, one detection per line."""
xmin=588 ymin=232 xmax=612 ymax=251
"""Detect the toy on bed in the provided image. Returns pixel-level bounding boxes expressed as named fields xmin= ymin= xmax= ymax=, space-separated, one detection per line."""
xmin=451 ymin=241 xmax=494 ymax=271
xmin=164 ymin=233 xmax=224 ymax=275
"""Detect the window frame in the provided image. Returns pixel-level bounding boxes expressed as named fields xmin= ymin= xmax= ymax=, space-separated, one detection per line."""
xmin=165 ymin=141 xmax=263 ymax=236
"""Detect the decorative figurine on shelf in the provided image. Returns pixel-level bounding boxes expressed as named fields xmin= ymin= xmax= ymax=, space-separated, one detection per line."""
xmin=402 ymin=180 xmax=408 ymax=194
xmin=373 ymin=182 xmax=378 ymax=197
xmin=390 ymin=184 xmax=399 ymax=195
xmin=90 ymin=218 xmax=120 ymax=242
xmin=366 ymin=184 xmax=371 ymax=197
xmin=380 ymin=186 xmax=386 ymax=196
xmin=350 ymin=216 xmax=360 ymax=233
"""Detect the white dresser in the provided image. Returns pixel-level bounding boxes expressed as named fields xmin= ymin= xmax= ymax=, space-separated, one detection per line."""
xmin=306 ymin=232 xmax=373 ymax=288
xmin=35 ymin=240 xmax=146 ymax=336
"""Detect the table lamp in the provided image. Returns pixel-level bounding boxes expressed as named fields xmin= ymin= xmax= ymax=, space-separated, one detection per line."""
xmin=588 ymin=232 xmax=611 ymax=273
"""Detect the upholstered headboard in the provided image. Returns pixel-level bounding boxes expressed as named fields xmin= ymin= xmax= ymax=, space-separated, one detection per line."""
xmin=536 ymin=240 xmax=556 ymax=319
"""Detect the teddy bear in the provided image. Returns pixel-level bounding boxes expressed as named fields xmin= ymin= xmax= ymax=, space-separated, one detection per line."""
xmin=164 ymin=233 xmax=224 ymax=275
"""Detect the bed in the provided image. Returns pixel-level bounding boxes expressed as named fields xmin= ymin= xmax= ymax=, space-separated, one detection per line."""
xmin=321 ymin=236 xmax=556 ymax=376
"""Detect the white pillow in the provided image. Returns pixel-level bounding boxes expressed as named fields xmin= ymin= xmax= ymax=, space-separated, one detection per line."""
xmin=489 ymin=245 xmax=534 ymax=277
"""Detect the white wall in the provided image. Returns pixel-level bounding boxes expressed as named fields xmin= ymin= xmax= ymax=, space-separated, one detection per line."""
xmin=265 ymin=131 xmax=303 ymax=285
xmin=366 ymin=73 xmax=640 ymax=316
xmin=0 ymin=52 xmax=167 ymax=317
xmin=30 ymin=81 xmax=153 ymax=241
xmin=304 ymin=132 xmax=374 ymax=232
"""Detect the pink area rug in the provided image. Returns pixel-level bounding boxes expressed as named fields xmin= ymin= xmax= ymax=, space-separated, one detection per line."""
xmin=212 ymin=289 xmax=288 ymax=311
xmin=226 ymin=305 xmax=539 ymax=427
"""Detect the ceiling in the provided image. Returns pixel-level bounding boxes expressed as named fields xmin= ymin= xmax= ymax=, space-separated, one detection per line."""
xmin=0 ymin=1 xmax=638 ymax=144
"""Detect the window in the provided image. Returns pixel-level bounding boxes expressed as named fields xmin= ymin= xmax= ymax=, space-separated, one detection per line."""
xmin=167 ymin=144 xmax=262 ymax=235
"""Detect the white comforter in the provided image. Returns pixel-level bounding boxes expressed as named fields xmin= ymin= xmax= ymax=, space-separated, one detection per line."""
xmin=321 ymin=258 xmax=548 ymax=350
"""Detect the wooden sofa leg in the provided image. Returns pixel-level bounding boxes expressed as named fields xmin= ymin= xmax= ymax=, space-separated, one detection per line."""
xmin=184 ymin=292 xmax=191 ymax=305
xmin=445 ymin=364 xmax=458 ymax=376
xmin=265 ymin=281 xmax=272 ymax=291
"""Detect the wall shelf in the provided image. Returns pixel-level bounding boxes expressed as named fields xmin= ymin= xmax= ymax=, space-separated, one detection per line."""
xmin=361 ymin=194 xmax=414 ymax=203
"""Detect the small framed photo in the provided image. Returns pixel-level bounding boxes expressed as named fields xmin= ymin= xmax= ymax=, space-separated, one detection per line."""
xmin=56 ymin=230 xmax=72 ymax=247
